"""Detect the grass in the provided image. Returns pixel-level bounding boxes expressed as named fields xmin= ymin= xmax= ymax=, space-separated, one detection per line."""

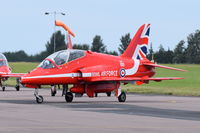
xmin=5 ymin=62 xmax=39 ymax=86
xmin=122 ymin=64 xmax=200 ymax=96
xmin=4 ymin=62 xmax=200 ymax=96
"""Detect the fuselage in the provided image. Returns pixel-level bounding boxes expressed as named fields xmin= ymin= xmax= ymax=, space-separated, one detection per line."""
xmin=0 ymin=53 xmax=11 ymax=78
xmin=21 ymin=49 xmax=155 ymax=87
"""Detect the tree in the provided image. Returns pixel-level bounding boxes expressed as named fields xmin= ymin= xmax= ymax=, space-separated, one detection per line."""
xmin=118 ymin=33 xmax=131 ymax=54
xmin=147 ymin=43 xmax=154 ymax=61
xmin=105 ymin=50 xmax=118 ymax=56
xmin=165 ymin=48 xmax=174 ymax=64
xmin=173 ymin=40 xmax=186 ymax=63
xmin=73 ymin=44 xmax=90 ymax=50
xmin=45 ymin=31 xmax=66 ymax=55
xmin=91 ymin=35 xmax=106 ymax=53
xmin=185 ymin=30 xmax=200 ymax=64
xmin=154 ymin=44 xmax=166 ymax=63
xmin=154 ymin=45 xmax=174 ymax=64
xmin=33 ymin=51 xmax=49 ymax=62
xmin=4 ymin=50 xmax=29 ymax=62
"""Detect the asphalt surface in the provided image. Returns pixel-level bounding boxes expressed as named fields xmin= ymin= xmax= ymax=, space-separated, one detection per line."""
xmin=0 ymin=87 xmax=200 ymax=133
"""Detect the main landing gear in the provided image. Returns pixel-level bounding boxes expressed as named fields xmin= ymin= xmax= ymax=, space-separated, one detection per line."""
xmin=15 ymin=85 xmax=20 ymax=91
xmin=116 ymin=88 xmax=126 ymax=102
xmin=118 ymin=92 xmax=126 ymax=102
xmin=34 ymin=88 xmax=43 ymax=104
xmin=65 ymin=92 xmax=73 ymax=102
xmin=0 ymin=79 xmax=6 ymax=91
xmin=0 ymin=78 xmax=20 ymax=91
xmin=106 ymin=92 xmax=111 ymax=97
xmin=51 ymin=85 xmax=57 ymax=96
xmin=2 ymin=86 xmax=5 ymax=91
xmin=15 ymin=78 xmax=20 ymax=91
xmin=62 ymin=84 xmax=68 ymax=96
xmin=1 ymin=85 xmax=20 ymax=91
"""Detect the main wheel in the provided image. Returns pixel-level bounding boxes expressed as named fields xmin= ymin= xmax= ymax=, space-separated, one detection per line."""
xmin=118 ymin=92 xmax=126 ymax=102
xmin=36 ymin=95 xmax=43 ymax=104
xmin=106 ymin=92 xmax=111 ymax=97
xmin=15 ymin=85 xmax=20 ymax=91
xmin=2 ymin=86 xmax=5 ymax=91
xmin=65 ymin=92 xmax=73 ymax=103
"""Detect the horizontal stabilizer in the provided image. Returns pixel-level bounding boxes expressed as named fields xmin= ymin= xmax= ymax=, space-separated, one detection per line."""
xmin=143 ymin=63 xmax=187 ymax=72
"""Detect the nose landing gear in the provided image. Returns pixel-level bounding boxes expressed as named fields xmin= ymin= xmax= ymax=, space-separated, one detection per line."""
xmin=34 ymin=88 xmax=43 ymax=104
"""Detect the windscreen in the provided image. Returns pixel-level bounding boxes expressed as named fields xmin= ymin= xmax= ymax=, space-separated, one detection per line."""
xmin=0 ymin=60 xmax=7 ymax=66
xmin=0 ymin=54 xmax=8 ymax=66
xmin=38 ymin=60 xmax=55 ymax=69
xmin=68 ymin=50 xmax=85 ymax=62
xmin=38 ymin=50 xmax=85 ymax=69
xmin=54 ymin=51 xmax=69 ymax=65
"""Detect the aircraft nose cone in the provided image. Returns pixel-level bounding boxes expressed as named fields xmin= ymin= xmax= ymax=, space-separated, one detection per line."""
xmin=20 ymin=73 xmax=33 ymax=84
xmin=20 ymin=76 xmax=28 ymax=84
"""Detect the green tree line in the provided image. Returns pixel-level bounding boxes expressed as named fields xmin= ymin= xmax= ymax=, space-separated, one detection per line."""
xmin=3 ymin=29 xmax=200 ymax=64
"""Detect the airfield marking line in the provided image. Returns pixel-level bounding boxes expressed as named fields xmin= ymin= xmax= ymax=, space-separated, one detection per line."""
xmin=167 ymin=100 xmax=177 ymax=103
xmin=1 ymin=126 xmax=200 ymax=129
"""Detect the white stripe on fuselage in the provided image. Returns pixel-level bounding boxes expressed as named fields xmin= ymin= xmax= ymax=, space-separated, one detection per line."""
xmin=125 ymin=59 xmax=140 ymax=76
xmin=22 ymin=72 xmax=95 ymax=79
xmin=22 ymin=73 xmax=81 ymax=79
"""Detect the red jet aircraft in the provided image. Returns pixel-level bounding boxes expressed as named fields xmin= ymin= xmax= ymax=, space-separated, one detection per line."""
xmin=0 ymin=53 xmax=24 ymax=91
xmin=20 ymin=22 xmax=186 ymax=104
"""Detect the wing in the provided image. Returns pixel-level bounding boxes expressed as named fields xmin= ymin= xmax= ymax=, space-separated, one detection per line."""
xmin=1 ymin=73 xmax=26 ymax=78
xmin=87 ymin=76 xmax=184 ymax=82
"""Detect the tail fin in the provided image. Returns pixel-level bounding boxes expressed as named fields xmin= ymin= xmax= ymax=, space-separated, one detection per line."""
xmin=121 ymin=24 xmax=150 ymax=59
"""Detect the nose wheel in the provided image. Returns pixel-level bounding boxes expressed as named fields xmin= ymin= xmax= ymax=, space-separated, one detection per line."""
xmin=36 ymin=95 xmax=43 ymax=104
xmin=34 ymin=88 xmax=44 ymax=104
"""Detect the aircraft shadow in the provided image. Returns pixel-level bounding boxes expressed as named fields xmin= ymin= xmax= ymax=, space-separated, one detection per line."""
xmin=1 ymin=98 xmax=200 ymax=121
xmin=51 ymin=101 xmax=200 ymax=122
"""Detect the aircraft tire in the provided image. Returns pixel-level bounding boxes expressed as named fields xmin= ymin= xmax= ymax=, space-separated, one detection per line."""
xmin=51 ymin=89 xmax=56 ymax=96
xmin=15 ymin=85 xmax=20 ymax=91
xmin=36 ymin=95 xmax=43 ymax=104
xmin=106 ymin=92 xmax=111 ymax=97
xmin=65 ymin=92 xmax=73 ymax=103
xmin=118 ymin=92 xmax=126 ymax=102
xmin=2 ymin=86 xmax=5 ymax=91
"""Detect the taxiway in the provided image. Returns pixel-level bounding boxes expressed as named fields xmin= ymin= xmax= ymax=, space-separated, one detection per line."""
xmin=0 ymin=87 xmax=200 ymax=133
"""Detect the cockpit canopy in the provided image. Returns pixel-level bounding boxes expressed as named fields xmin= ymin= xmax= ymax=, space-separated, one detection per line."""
xmin=0 ymin=53 xmax=8 ymax=66
xmin=38 ymin=49 xmax=85 ymax=69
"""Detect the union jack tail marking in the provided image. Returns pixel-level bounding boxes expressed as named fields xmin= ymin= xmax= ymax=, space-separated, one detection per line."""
xmin=121 ymin=24 xmax=150 ymax=60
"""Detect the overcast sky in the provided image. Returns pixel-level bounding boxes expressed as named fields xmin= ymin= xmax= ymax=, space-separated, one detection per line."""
xmin=0 ymin=0 xmax=200 ymax=55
